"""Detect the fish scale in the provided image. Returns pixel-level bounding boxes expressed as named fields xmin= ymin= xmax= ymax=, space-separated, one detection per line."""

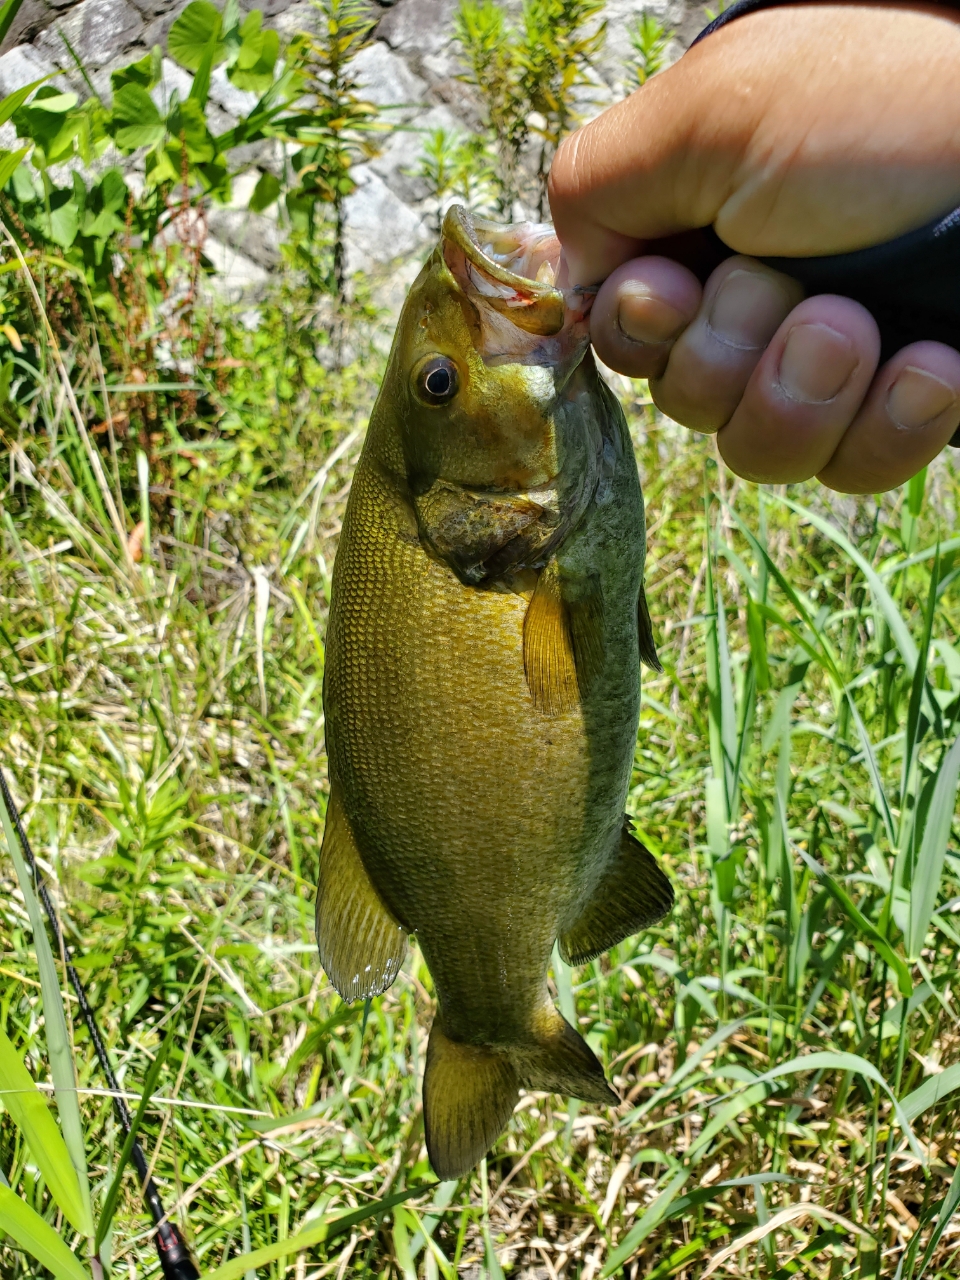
xmin=316 ymin=205 xmax=674 ymax=1178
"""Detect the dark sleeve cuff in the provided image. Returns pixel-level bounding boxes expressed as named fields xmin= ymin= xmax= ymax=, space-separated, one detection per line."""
xmin=690 ymin=0 xmax=960 ymax=446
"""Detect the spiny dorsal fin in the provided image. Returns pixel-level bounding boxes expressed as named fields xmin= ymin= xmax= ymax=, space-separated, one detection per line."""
xmin=638 ymin=585 xmax=662 ymax=672
xmin=316 ymin=786 xmax=408 ymax=1002
xmin=559 ymin=818 xmax=673 ymax=965
xmin=523 ymin=560 xmax=579 ymax=716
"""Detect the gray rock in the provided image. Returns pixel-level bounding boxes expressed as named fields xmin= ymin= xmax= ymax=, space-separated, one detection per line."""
xmin=0 ymin=0 xmax=57 ymax=57
xmin=206 ymin=205 xmax=284 ymax=270
xmin=342 ymin=164 xmax=428 ymax=275
xmin=378 ymin=0 xmax=459 ymax=59
xmin=0 ymin=43 xmax=58 ymax=97
xmin=37 ymin=0 xmax=143 ymax=71
xmin=369 ymin=102 xmax=461 ymax=202
xmin=209 ymin=64 xmax=257 ymax=118
xmin=349 ymin=39 xmax=427 ymax=121
xmin=151 ymin=55 xmax=191 ymax=112
xmin=201 ymin=234 xmax=270 ymax=299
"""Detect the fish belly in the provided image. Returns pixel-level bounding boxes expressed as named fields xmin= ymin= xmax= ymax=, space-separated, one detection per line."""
xmin=325 ymin=461 xmax=638 ymax=1046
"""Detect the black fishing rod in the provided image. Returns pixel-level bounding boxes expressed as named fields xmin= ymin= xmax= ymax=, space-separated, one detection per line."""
xmin=0 ymin=767 xmax=200 ymax=1280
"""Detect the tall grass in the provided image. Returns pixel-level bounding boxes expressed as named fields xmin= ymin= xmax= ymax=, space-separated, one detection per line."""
xmin=0 ymin=256 xmax=959 ymax=1279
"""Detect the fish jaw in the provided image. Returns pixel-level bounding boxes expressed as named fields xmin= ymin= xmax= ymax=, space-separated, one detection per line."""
xmin=370 ymin=206 xmax=606 ymax=587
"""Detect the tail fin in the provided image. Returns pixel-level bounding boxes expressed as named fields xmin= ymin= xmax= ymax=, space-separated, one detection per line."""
xmin=518 ymin=1007 xmax=618 ymax=1105
xmin=423 ymin=1022 xmax=519 ymax=1180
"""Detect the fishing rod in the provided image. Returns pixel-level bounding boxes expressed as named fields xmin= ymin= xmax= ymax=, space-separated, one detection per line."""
xmin=0 ymin=767 xmax=200 ymax=1280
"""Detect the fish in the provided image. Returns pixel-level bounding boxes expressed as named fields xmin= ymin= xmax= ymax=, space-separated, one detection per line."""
xmin=316 ymin=204 xmax=673 ymax=1180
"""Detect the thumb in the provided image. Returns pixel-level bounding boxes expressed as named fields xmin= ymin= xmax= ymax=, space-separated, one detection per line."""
xmin=548 ymin=49 xmax=747 ymax=286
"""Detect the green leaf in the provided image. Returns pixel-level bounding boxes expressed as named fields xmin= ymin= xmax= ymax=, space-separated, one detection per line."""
xmin=795 ymin=845 xmax=913 ymax=997
xmin=111 ymin=83 xmax=165 ymax=150
xmin=751 ymin=1051 xmax=923 ymax=1162
xmin=111 ymin=45 xmax=162 ymax=93
xmin=249 ymin=169 xmax=280 ymax=211
xmin=168 ymin=0 xmax=225 ymax=71
xmin=190 ymin=31 xmax=219 ymax=108
xmin=203 ymin=1186 xmax=432 ymax=1280
xmin=0 ymin=1184 xmax=90 ymax=1280
xmin=601 ymin=1169 xmax=690 ymax=1275
xmin=95 ymin=1023 xmax=177 ymax=1251
xmin=901 ymin=1061 xmax=960 ymax=1123
xmin=0 ymin=800 xmax=93 ymax=1238
xmin=0 ymin=1027 xmax=89 ymax=1236
xmin=776 ymin=495 xmax=919 ymax=673
xmin=906 ymin=734 xmax=960 ymax=961
xmin=229 ymin=19 xmax=279 ymax=93
xmin=0 ymin=75 xmax=54 ymax=129
xmin=0 ymin=148 xmax=28 ymax=189
xmin=916 ymin=1160 xmax=960 ymax=1280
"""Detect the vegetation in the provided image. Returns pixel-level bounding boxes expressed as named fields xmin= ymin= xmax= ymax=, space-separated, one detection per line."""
xmin=0 ymin=1 xmax=958 ymax=1278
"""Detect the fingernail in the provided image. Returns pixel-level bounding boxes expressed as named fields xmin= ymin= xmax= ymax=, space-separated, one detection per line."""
xmin=617 ymin=285 xmax=686 ymax=345
xmin=706 ymin=269 xmax=793 ymax=350
xmin=887 ymin=366 xmax=958 ymax=430
xmin=778 ymin=323 xmax=857 ymax=403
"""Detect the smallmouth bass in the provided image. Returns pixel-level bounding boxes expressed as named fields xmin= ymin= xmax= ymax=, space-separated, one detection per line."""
xmin=317 ymin=206 xmax=673 ymax=1179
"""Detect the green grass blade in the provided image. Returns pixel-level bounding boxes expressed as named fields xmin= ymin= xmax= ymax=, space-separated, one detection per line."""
xmin=905 ymin=733 xmax=960 ymax=961
xmin=0 ymin=0 xmax=26 ymax=57
xmin=0 ymin=1027 xmax=89 ymax=1236
xmin=0 ymin=798 xmax=93 ymax=1237
xmin=795 ymin=845 xmax=911 ymax=996
xmin=202 ymin=1186 xmax=432 ymax=1280
xmin=900 ymin=1061 xmax=960 ymax=1123
xmin=0 ymin=1184 xmax=90 ymax=1280
xmin=915 ymin=1159 xmax=960 ymax=1280
xmin=845 ymin=693 xmax=897 ymax=850
xmin=775 ymin=495 xmax=918 ymax=672
xmin=600 ymin=1168 xmax=690 ymax=1276
xmin=94 ymin=1023 xmax=177 ymax=1251
xmin=751 ymin=1051 xmax=923 ymax=1163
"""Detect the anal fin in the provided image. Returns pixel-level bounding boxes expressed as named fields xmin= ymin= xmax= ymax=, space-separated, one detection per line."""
xmin=315 ymin=785 xmax=408 ymax=1002
xmin=559 ymin=819 xmax=673 ymax=965
xmin=423 ymin=1022 xmax=519 ymax=1180
xmin=638 ymin=585 xmax=662 ymax=672
xmin=523 ymin=560 xmax=579 ymax=716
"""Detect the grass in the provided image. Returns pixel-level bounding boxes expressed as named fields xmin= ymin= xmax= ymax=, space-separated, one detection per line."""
xmin=0 ymin=249 xmax=959 ymax=1280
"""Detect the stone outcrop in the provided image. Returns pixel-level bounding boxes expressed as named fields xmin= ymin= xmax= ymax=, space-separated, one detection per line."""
xmin=0 ymin=0 xmax=703 ymax=296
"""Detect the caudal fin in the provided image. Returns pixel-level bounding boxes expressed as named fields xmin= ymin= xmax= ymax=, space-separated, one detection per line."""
xmin=423 ymin=1011 xmax=617 ymax=1179
xmin=423 ymin=1022 xmax=519 ymax=1180
xmin=517 ymin=1008 xmax=618 ymax=1105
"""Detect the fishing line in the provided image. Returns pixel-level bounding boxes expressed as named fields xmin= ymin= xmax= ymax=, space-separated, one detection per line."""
xmin=0 ymin=766 xmax=200 ymax=1280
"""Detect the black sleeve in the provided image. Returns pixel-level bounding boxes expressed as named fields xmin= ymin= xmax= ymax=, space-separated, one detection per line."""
xmin=689 ymin=0 xmax=960 ymax=445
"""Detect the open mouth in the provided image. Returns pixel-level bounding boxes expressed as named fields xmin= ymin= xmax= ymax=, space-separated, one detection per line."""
xmin=442 ymin=205 xmax=570 ymax=336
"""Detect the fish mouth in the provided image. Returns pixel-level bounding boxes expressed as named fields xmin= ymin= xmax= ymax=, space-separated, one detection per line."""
xmin=442 ymin=205 xmax=593 ymax=339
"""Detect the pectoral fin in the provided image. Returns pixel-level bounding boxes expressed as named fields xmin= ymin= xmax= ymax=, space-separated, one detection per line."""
xmin=315 ymin=785 xmax=408 ymax=1002
xmin=638 ymin=585 xmax=662 ymax=672
xmin=523 ymin=560 xmax=579 ymax=716
xmin=559 ymin=819 xmax=674 ymax=965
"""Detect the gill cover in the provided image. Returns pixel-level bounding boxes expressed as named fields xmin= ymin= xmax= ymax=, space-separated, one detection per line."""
xmin=397 ymin=205 xmax=601 ymax=586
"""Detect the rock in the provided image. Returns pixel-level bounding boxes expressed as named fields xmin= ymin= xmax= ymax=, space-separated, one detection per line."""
xmin=0 ymin=0 xmax=57 ymax=57
xmin=378 ymin=0 xmax=459 ymax=59
xmin=201 ymin=234 xmax=270 ymax=299
xmin=369 ymin=102 xmax=461 ymax=203
xmin=209 ymin=64 xmax=257 ymax=118
xmin=349 ymin=39 xmax=427 ymax=121
xmin=0 ymin=43 xmax=58 ymax=97
xmin=206 ymin=205 xmax=284 ymax=271
xmin=37 ymin=0 xmax=143 ymax=71
xmin=151 ymin=55 xmax=192 ymax=113
xmin=342 ymin=164 xmax=428 ymax=276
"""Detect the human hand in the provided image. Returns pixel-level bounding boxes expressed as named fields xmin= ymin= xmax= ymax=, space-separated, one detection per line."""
xmin=548 ymin=2 xmax=960 ymax=493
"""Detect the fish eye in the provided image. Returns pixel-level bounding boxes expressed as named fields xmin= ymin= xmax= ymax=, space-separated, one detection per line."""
xmin=416 ymin=355 xmax=460 ymax=406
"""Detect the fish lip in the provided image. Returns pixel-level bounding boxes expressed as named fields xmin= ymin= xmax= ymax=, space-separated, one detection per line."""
xmin=442 ymin=204 xmax=563 ymax=301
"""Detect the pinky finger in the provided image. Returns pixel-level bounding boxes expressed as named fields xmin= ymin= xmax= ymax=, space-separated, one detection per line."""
xmin=817 ymin=342 xmax=960 ymax=494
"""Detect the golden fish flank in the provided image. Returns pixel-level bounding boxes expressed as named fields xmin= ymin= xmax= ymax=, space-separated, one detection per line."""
xmin=317 ymin=205 xmax=673 ymax=1179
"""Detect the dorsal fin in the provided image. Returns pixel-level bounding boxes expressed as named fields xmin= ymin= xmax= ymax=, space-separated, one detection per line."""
xmin=638 ymin=585 xmax=662 ymax=672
